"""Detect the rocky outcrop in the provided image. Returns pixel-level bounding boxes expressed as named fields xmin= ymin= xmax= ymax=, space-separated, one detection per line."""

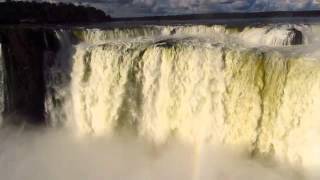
xmin=241 ymin=26 xmax=304 ymax=47
xmin=286 ymin=28 xmax=303 ymax=45
xmin=0 ymin=28 xmax=60 ymax=124
xmin=0 ymin=1 xmax=111 ymax=24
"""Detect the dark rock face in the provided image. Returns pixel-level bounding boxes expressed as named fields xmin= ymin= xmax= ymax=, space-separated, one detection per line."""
xmin=0 ymin=1 xmax=111 ymax=24
xmin=287 ymin=28 xmax=303 ymax=45
xmin=0 ymin=29 xmax=60 ymax=124
xmin=0 ymin=1 xmax=107 ymax=124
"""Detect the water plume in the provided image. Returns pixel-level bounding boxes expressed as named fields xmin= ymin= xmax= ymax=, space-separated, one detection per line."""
xmin=0 ymin=127 xmax=305 ymax=180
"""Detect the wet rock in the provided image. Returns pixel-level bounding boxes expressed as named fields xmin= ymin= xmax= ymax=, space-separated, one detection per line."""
xmin=0 ymin=29 xmax=60 ymax=124
xmin=286 ymin=28 xmax=303 ymax=45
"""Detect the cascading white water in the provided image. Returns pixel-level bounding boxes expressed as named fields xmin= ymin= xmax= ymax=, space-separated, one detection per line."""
xmin=40 ymin=24 xmax=320 ymax=179
xmin=44 ymin=30 xmax=74 ymax=127
xmin=71 ymin=40 xmax=320 ymax=165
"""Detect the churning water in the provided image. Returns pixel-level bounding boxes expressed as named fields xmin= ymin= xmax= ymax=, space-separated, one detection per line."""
xmin=1 ymin=24 xmax=320 ymax=180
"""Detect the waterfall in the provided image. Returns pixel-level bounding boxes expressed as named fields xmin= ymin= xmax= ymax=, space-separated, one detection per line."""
xmin=40 ymin=24 xmax=320 ymax=177
xmin=44 ymin=30 xmax=74 ymax=127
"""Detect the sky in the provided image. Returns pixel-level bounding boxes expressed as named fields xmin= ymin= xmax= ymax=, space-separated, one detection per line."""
xmin=6 ymin=0 xmax=320 ymax=17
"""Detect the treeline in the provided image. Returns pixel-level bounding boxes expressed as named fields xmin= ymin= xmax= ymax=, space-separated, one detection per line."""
xmin=0 ymin=1 xmax=111 ymax=24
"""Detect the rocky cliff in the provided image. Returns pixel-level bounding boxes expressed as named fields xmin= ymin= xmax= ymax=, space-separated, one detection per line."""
xmin=0 ymin=28 xmax=60 ymax=124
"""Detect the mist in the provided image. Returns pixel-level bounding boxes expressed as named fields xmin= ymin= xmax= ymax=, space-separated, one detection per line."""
xmin=0 ymin=126 xmax=311 ymax=180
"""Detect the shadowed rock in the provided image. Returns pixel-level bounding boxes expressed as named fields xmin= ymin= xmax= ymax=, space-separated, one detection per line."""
xmin=287 ymin=28 xmax=303 ymax=45
xmin=0 ymin=29 xmax=60 ymax=124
